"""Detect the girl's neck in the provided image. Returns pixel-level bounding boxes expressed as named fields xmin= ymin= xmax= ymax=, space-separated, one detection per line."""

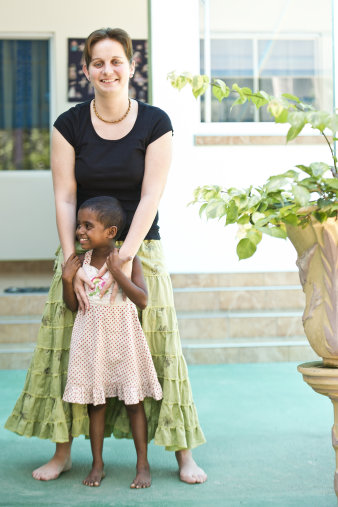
xmin=91 ymin=243 xmax=114 ymax=267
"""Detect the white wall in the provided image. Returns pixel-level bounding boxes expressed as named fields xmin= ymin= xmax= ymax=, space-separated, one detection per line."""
xmin=151 ymin=0 xmax=333 ymax=273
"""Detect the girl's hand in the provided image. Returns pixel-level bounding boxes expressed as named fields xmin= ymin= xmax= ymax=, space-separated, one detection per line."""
xmin=61 ymin=253 xmax=81 ymax=283
xmin=98 ymin=249 xmax=133 ymax=303
xmin=73 ymin=267 xmax=94 ymax=313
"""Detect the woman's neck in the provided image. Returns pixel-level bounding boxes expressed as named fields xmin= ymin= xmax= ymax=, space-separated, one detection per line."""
xmin=94 ymin=92 xmax=130 ymax=120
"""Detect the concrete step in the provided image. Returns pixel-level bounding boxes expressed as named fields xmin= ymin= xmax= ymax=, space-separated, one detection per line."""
xmin=0 ymin=285 xmax=304 ymax=316
xmin=0 ymin=315 xmax=41 ymax=342
xmin=173 ymin=285 xmax=304 ymax=312
xmin=0 ymin=310 xmax=305 ymax=342
xmin=0 ymin=260 xmax=53 ymax=292
xmin=0 ymin=343 xmax=35 ymax=369
xmin=0 ymin=293 xmax=48 ymax=316
xmin=171 ymin=271 xmax=300 ymax=288
xmin=177 ymin=310 xmax=305 ymax=340
xmin=182 ymin=339 xmax=319 ymax=364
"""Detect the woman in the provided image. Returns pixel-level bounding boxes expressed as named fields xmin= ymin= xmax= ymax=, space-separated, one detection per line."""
xmin=5 ymin=27 xmax=206 ymax=484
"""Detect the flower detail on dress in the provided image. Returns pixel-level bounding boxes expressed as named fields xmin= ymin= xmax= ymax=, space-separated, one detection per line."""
xmin=164 ymin=355 xmax=173 ymax=368
xmin=88 ymin=276 xmax=106 ymax=296
xmin=41 ymin=314 xmax=50 ymax=326
xmin=161 ymin=416 xmax=173 ymax=427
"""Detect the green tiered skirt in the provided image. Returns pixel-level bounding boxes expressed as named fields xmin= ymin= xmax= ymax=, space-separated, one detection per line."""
xmin=5 ymin=240 xmax=206 ymax=451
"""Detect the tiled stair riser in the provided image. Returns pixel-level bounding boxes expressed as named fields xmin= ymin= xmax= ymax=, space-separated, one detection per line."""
xmin=0 ymin=270 xmax=316 ymax=367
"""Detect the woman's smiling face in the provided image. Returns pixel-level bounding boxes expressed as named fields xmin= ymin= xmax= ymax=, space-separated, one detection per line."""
xmin=83 ymin=38 xmax=134 ymax=95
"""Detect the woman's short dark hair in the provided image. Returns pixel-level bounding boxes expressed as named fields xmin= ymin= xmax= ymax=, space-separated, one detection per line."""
xmin=79 ymin=196 xmax=126 ymax=239
xmin=83 ymin=27 xmax=133 ymax=67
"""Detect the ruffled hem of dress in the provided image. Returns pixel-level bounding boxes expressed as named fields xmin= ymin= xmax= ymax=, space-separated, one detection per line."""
xmin=63 ymin=383 xmax=163 ymax=406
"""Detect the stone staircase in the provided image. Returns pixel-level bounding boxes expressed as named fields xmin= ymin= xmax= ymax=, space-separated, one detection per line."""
xmin=0 ymin=262 xmax=319 ymax=368
xmin=171 ymin=272 xmax=319 ymax=364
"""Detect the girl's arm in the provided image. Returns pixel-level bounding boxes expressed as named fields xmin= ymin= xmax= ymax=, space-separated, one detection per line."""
xmin=51 ymin=127 xmax=93 ymax=311
xmin=61 ymin=253 xmax=82 ymax=311
xmin=106 ymin=249 xmax=148 ymax=309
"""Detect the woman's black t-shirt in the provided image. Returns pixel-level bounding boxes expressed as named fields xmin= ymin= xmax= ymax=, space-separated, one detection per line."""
xmin=53 ymin=100 xmax=173 ymax=240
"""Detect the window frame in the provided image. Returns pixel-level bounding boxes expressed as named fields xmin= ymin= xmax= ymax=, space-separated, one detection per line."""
xmin=199 ymin=2 xmax=331 ymax=138
xmin=0 ymin=32 xmax=55 ymax=170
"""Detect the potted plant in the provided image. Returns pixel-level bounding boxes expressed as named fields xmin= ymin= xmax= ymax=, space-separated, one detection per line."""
xmin=168 ymin=71 xmax=338 ymax=364
xmin=168 ymin=72 xmax=338 ymax=496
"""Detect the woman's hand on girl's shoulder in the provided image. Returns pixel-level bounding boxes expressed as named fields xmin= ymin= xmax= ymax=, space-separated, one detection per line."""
xmin=106 ymin=247 xmax=132 ymax=277
xmin=99 ymin=248 xmax=133 ymax=303
xmin=61 ymin=253 xmax=82 ymax=283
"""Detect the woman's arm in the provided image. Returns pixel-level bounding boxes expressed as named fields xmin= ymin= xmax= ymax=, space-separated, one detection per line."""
xmin=119 ymin=130 xmax=172 ymax=261
xmin=51 ymin=127 xmax=93 ymax=311
xmin=99 ymin=129 xmax=172 ymax=301
xmin=106 ymin=250 xmax=148 ymax=309
xmin=51 ymin=128 xmax=77 ymax=260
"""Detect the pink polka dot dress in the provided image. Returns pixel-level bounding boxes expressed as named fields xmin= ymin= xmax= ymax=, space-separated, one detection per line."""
xmin=63 ymin=250 xmax=163 ymax=406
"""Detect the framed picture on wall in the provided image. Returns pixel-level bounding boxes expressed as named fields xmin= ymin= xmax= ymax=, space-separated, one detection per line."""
xmin=67 ymin=38 xmax=148 ymax=103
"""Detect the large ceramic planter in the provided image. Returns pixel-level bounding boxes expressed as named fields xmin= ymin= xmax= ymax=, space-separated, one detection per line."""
xmin=286 ymin=217 xmax=338 ymax=366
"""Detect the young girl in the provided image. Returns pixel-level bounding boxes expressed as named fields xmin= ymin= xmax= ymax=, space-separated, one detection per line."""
xmin=61 ymin=196 xmax=162 ymax=489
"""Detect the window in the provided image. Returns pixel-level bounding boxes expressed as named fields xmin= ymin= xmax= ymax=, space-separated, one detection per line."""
xmin=200 ymin=0 xmax=333 ymax=124
xmin=0 ymin=39 xmax=50 ymax=170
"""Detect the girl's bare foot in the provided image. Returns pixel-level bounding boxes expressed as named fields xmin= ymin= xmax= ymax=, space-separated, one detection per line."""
xmin=83 ymin=463 xmax=105 ymax=487
xmin=32 ymin=441 xmax=72 ymax=481
xmin=130 ymin=462 xmax=151 ymax=489
xmin=175 ymin=449 xmax=207 ymax=484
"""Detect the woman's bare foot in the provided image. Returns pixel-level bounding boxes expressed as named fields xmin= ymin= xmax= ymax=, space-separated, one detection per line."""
xmin=32 ymin=442 xmax=72 ymax=481
xmin=130 ymin=462 xmax=151 ymax=489
xmin=175 ymin=449 xmax=207 ymax=484
xmin=83 ymin=462 xmax=105 ymax=487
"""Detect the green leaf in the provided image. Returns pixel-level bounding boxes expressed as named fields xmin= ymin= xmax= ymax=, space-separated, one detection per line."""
xmin=247 ymin=228 xmax=263 ymax=245
xmin=282 ymin=93 xmax=300 ymax=103
xmin=296 ymin=165 xmax=313 ymax=176
xmin=198 ymin=202 xmax=208 ymax=217
xmin=247 ymin=194 xmax=261 ymax=208
xmin=256 ymin=225 xmax=287 ymax=239
xmin=282 ymin=214 xmax=299 ymax=226
xmin=323 ymin=178 xmax=338 ymax=190
xmin=267 ymin=99 xmax=286 ymax=119
xmin=212 ymin=79 xmax=229 ymax=102
xmin=237 ymin=215 xmax=250 ymax=224
xmin=231 ymin=96 xmax=247 ymax=108
xmin=249 ymin=92 xmax=268 ymax=109
xmin=292 ymin=185 xmax=310 ymax=206
xmin=286 ymin=124 xmax=305 ymax=142
xmin=265 ymin=176 xmax=288 ymax=193
xmin=225 ymin=200 xmax=239 ymax=224
xmin=192 ymin=75 xmax=209 ymax=99
xmin=274 ymin=109 xmax=289 ymax=124
xmin=236 ymin=238 xmax=257 ymax=260
xmin=205 ymin=200 xmax=225 ymax=219
xmin=313 ymin=211 xmax=328 ymax=223
xmin=306 ymin=111 xmax=332 ymax=132
xmin=252 ymin=212 xmax=266 ymax=224
xmin=309 ymin=162 xmax=331 ymax=177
